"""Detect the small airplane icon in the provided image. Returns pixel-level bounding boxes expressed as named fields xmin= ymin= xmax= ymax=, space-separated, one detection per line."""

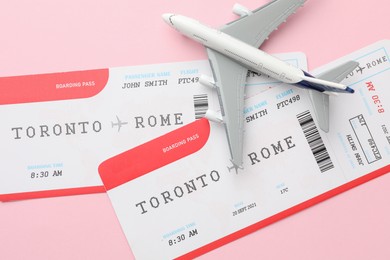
xmin=227 ymin=160 xmax=244 ymax=174
xmin=163 ymin=0 xmax=358 ymax=170
xmin=355 ymin=65 xmax=366 ymax=75
xmin=111 ymin=115 xmax=128 ymax=132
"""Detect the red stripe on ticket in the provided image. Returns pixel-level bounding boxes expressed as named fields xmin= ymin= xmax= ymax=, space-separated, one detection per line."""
xmin=0 ymin=69 xmax=109 ymax=104
xmin=99 ymin=119 xmax=210 ymax=190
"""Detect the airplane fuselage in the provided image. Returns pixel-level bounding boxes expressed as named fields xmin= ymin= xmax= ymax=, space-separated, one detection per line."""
xmin=163 ymin=14 xmax=353 ymax=93
xmin=166 ymin=14 xmax=304 ymax=84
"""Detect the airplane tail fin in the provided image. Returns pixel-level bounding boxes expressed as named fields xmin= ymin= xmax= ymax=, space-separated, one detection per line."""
xmin=299 ymin=61 xmax=359 ymax=94
xmin=316 ymin=61 xmax=359 ymax=84
xmin=308 ymin=61 xmax=359 ymax=132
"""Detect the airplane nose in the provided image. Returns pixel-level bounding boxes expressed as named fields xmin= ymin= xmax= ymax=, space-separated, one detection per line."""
xmin=162 ymin=13 xmax=174 ymax=26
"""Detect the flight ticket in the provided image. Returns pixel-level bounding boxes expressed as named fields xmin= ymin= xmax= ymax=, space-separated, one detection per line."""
xmin=0 ymin=52 xmax=305 ymax=200
xmin=99 ymin=40 xmax=390 ymax=259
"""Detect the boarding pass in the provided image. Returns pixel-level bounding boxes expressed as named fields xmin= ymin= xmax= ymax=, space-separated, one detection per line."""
xmin=99 ymin=40 xmax=390 ymax=259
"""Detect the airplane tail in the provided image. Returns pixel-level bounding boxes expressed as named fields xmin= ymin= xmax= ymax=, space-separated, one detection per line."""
xmin=300 ymin=74 xmax=354 ymax=93
xmin=296 ymin=61 xmax=358 ymax=94
xmin=306 ymin=61 xmax=359 ymax=132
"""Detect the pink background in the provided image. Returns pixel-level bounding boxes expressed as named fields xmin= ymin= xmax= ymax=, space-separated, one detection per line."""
xmin=1 ymin=0 xmax=390 ymax=259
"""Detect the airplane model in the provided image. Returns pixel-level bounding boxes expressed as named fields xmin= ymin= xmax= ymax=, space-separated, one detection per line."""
xmin=162 ymin=0 xmax=358 ymax=171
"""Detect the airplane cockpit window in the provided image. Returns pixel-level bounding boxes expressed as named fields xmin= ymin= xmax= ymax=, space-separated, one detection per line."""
xmin=168 ymin=14 xmax=175 ymax=26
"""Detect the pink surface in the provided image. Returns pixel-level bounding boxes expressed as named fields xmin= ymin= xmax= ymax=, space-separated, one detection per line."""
xmin=1 ymin=0 xmax=389 ymax=259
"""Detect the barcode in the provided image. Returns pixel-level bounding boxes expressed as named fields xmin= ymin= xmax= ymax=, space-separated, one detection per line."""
xmin=296 ymin=110 xmax=334 ymax=173
xmin=193 ymin=94 xmax=208 ymax=119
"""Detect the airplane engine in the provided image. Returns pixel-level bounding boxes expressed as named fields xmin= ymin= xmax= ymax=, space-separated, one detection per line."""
xmin=199 ymin=75 xmax=216 ymax=89
xmin=205 ymin=109 xmax=223 ymax=124
xmin=232 ymin=4 xmax=253 ymax=17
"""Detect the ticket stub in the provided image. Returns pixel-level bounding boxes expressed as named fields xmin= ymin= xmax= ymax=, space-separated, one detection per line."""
xmin=0 ymin=53 xmax=305 ymax=200
xmin=99 ymin=41 xmax=390 ymax=259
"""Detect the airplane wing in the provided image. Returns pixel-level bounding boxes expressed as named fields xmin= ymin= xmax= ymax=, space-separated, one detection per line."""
xmin=206 ymin=48 xmax=247 ymax=168
xmin=220 ymin=0 xmax=306 ymax=48
xmin=310 ymin=61 xmax=359 ymax=132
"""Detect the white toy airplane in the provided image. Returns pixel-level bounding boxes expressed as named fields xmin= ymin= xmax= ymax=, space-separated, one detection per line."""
xmin=162 ymin=0 xmax=358 ymax=171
